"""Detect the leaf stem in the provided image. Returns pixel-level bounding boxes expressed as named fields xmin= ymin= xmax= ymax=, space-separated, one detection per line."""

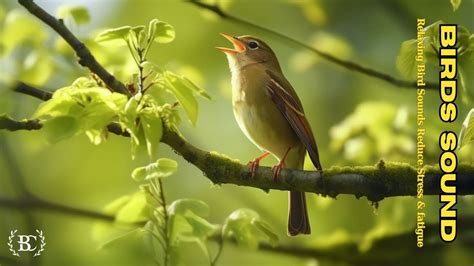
xmin=210 ymin=232 xmax=224 ymax=266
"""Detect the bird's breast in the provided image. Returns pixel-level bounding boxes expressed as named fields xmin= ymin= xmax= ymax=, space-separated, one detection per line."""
xmin=230 ymin=66 xmax=300 ymax=159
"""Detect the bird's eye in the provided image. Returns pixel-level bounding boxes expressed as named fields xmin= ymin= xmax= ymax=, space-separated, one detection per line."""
xmin=248 ymin=41 xmax=259 ymax=50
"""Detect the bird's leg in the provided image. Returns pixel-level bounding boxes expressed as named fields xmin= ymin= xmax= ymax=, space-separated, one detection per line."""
xmin=248 ymin=151 xmax=271 ymax=177
xmin=272 ymin=147 xmax=292 ymax=182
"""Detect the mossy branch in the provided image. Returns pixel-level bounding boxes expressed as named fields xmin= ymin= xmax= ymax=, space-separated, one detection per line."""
xmin=2 ymin=112 xmax=473 ymax=201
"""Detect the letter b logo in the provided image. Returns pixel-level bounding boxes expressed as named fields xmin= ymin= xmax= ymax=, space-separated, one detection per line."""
xmin=17 ymin=235 xmax=37 ymax=251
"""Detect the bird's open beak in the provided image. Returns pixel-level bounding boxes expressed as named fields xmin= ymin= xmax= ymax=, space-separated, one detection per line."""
xmin=216 ymin=33 xmax=246 ymax=54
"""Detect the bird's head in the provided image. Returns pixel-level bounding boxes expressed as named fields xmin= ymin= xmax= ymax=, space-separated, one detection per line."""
xmin=217 ymin=33 xmax=281 ymax=72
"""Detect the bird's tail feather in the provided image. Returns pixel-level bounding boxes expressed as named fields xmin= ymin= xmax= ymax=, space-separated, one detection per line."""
xmin=288 ymin=191 xmax=311 ymax=236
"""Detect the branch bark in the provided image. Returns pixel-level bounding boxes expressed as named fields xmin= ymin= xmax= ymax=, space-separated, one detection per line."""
xmin=17 ymin=0 xmax=131 ymax=97
xmin=2 ymin=113 xmax=473 ymax=201
xmin=187 ymin=0 xmax=437 ymax=90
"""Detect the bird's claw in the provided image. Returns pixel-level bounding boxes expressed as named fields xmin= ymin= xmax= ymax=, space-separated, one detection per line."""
xmin=247 ymin=151 xmax=271 ymax=178
xmin=247 ymin=159 xmax=260 ymax=177
xmin=271 ymin=162 xmax=285 ymax=182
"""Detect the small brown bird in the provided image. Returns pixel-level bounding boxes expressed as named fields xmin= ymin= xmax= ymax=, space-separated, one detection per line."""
xmin=217 ymin=33 xmax=323 ymax=236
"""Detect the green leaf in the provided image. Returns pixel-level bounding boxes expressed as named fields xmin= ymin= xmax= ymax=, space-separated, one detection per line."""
xmin=57 ymin=5 xmax=90 ymax=25
xmin=183 ymin=211 xmax=217 ymax=238
xmin=115 ymin=191 xmax=151 ymax=223
xmin=396 ymin=39 xmax=417 ymax=79
xmin=131 ymin=25 xmax=145 ymax=37
xmin=34 ymin=80 xmax=126 ymax=144
xmin=42 ymin=116 xmax=79 ymax=143
xmin=132 ymin=158 xmax=178 ymax=182
xmin=103 ymin=195 xmax=132 ymax=214
xmin=459 ymin=109 xmax=474 ymax=149
xmin=148 ymin=19 xmax=175 ymax=44
xmin=80 ymin=100 xmax=116 ymax=128
xmin=181 ymin=76 xmax=212 ymax=100
xmin=450 ymin=0 xmax=462 ymax=11
xmin=223 ymin=208 xmax=278 ymax=249
xmin=120 ymin=95 xmax=142 ymax=158
xmin=168 ymin=199 xmax=210 ymax=217
xmin=140 ymin=107 xmax=163 ymax=158
xmin=34 ymin=95 xmax=76 ymax=118
xmin=130 ymin=25 xmax=146 ymax=49
xmin=167 ymin=199 xmax=216 ymax=259
xmin=164 ymin=71 xmax=199 ymax=125
xmin=253 ymin=220 xmax=278 ymax=246
xmin=95 ymin=26 xmax=132 ymax=44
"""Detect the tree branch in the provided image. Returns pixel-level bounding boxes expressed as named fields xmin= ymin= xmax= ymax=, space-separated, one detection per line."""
xmin=0 ymin=194 xmax=473 ymax=264
xmin=0 ymin=196 xmax=114 ymax=222
xmin=187 ymin=0 xmax=437 ymax=90
xmin=14 ymin=81 xmax=53 ymax=101
xmin=1 ymin=113 xmax=473 ymax=201
xmin=17 ymin=0 xmax=131 ymax=97
xmin=0 ymin=116 xmax=42 ymax=132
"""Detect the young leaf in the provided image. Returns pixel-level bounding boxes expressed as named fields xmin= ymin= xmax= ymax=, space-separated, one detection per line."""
xmin=223 ymin=208 xmax=278 ymax=249
xmin=167 ymin=198 xmax=216 ymax=260
xmin=57 ymin=5 xmax=90 ymax=25
xmin=130 ymin=25 xmax=146 ymax=50
xmin=183 ymin=212 xmax=217 ymax=239
xmin=459 ymin=109 xmax=474 ymax=149
xmin=120 ymin=95 xmax=142 ymax=158
xmin=115 ymin=191 xmax=151 ymax=223
xmin=42 ymin=116 xmax=79 ymax=143
xmin=164 ymin=71 xmax=199 ymax=125
xmin=140 ymin=108 xmax=163 ymax=158
xmin=95 ymin=26 xmax=132 ymax=44
xmin=132 ymin=158 xmax=178 ymax=182
xmin=103 ymin=195 xmax=132 ymax=214
xmin=181 ymin=76 xmax=212 ymax=100
xmin=34 ymin=96 xmax=77 ymax=118
xmin=131 ymin=25 xmax=145 ymax=37
xmin=168 ymin=199 xmax=210 ymax=217
xmin=148 ymin=19 xmax=175 ymax=44
xmin=396 ymin=39 xmax=417 ymax=79
xmin=253 ymin=220 xmax=278 ymax=246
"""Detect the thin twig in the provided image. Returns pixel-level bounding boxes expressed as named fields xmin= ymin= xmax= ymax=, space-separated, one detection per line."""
xmin=157 ymin=179 xmax=170 ymax=266
xmin=0 ymin=196 xmax=115 ymax=221
xmin=187 ymin=0 xmax=437 ymax=89
xmin=17 ymin=0 xmax=131 ymax=96
xmin=210 ymin=232 xmax=224 ymax=266
xmin=14 ymin=81 xmax=52 ymax=101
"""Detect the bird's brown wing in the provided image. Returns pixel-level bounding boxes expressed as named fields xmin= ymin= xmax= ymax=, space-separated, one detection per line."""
xmin=265 ymin=70 xmax=322 ymax=171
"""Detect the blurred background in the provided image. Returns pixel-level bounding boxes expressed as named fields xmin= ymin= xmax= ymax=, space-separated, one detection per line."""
xmin=0 ymin=0 xmax=473 ymax=265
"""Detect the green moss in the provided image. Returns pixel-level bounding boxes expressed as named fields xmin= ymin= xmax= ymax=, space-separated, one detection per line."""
xmin=203 ymin=151 xmax=243 ymax=183
xmin=323 ymin=161 xmax=417 ymax=201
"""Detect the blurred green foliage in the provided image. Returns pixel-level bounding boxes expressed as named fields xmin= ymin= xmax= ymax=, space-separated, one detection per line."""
xmin=0 ymin=0 xmax=473 ymax=265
